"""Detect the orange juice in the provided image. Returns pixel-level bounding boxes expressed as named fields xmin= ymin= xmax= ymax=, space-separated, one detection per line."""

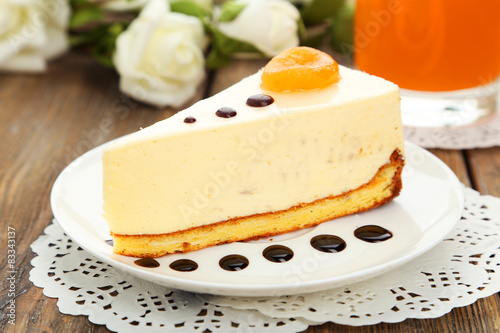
xmin=354 ymin=0 xmax=500 ymax=91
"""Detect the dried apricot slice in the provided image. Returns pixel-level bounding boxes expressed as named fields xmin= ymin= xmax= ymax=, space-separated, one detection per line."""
xmin=261 ymin=47 xmax=340 ymax=92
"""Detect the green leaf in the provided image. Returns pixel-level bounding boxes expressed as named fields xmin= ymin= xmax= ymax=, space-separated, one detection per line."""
xmin=301 ymin=30 xmax=326 ymax=48
xmin=95 ymin=23 xmax=127 ymax=67
xmin=330 ymin=2 xmax=355 ymax=55
xmin=69 ymin=0 xmax=90 ymax=7
xmin=298 ymin=14 xmax=325 ymax=49
xmin=70 ymin=6 xmax=103 ymax=28
xmin=206 ymin=47 xmax=232 ymax=69
xmin=297 ymin=15 xmax=307 ymax=43
xmin=170 ymin=1 xmax=211 ymax=20
xmin=301 ymin=0 xmax=345 ymax=26
xmin=70 ymin=22 xmax=127 ymax=68
xmin=218 ymin=1 xmax=246 ymax=23
xmin=205 ymin=25 xmax=263 ymax=69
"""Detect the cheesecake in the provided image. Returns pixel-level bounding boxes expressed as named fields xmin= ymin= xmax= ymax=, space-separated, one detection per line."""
xmin=103 ymin=47 xmax=405 ymax=258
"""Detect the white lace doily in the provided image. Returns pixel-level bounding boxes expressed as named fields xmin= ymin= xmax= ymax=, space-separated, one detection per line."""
xmin=30 ymin=187 xmax=500 ymax=331
xmin=404 ymin=111 xmax=500 ymax=149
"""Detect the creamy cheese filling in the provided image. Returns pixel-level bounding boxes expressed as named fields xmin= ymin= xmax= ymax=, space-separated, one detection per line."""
xmin=103 ymin=66 xmax=404 ymax=235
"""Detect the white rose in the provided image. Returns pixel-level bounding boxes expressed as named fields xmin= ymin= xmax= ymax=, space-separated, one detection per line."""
xmin=217 ymin=0 xmax=300 ymax=57
xmin=113 ymin=0 xmax=207 ymax=108
xmin=0 ymin=0 xmax=70 ymax=73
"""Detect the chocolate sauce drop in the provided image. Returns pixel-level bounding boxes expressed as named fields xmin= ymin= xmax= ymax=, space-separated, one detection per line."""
xmin=246 ymin=94 xmax=274 ymax=107
xmin=134 ymin=258 xmax=160 ymax=268
xmin=354 ymin=225 xmax=393 ymax=243
xmin=219 ymin=255 xmax=249 ymax=271
xmin=169 ymin=259 xmax=198 ymax=272
xmin=216 ymin=107 xmax=237 ymax=118
xmin=310 ymin=235 xmax=346 ymax=253
xmin=263 ymin=245 xmax=294 ymax=263
xmin=184 ymin=116 xmax=196 ymax=123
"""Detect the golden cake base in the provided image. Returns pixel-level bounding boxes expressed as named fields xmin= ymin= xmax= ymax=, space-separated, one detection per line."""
xmin=112 ymin=150 xmax=404 ymax=258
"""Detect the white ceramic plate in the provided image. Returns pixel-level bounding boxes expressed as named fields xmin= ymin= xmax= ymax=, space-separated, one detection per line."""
xmin=51 ymin=141 xmax=464 ymax=296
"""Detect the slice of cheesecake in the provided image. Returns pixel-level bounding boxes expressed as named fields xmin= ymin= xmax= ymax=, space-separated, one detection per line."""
xmin=103 ymin=47 xmax=405 ymax=258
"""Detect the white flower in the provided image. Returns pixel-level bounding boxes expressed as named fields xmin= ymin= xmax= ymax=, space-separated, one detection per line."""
xmin=0 ymin=0 xmax=70 ymax=73
xmin=217 ymin=0 xmax=300 ymax=57
xmin=113 ymin=0 xmax=207 ymax=108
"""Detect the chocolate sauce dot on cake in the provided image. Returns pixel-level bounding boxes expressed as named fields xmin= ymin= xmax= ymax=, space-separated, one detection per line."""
xmin=263 ymin=245 xmax=294 ymax=263
xmin=184 ymin=116 xmax=196 ymax=123
xmin=215 ymin=107 xmax=237 ymax=118
xmin=354 ymin=225 xmax=393 ymax=243
xmin=310 ymin=235 xmax=346 ymax=253
xmin=246 ymin=94 xmax=274 ymax=107
xmin=169 ymin=259 xmax=198 ymax=272
xmin=219 ymin=255 xmax=249 ymax=271
xmin=134 ymin=258 xmax=160 ymax=268
xmin=105 ymin=239 xmax=114 ymax=246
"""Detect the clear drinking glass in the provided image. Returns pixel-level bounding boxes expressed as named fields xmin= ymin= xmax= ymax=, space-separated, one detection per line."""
xmin=354 ymin=0 xmax=500 ymax=127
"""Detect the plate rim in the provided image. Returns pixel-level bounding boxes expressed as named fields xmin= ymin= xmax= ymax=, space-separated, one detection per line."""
xmin=50 ymin=140 xmax=464 ymax=296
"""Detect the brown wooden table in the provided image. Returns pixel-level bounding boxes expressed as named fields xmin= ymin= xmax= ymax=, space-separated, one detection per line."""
xmin=1 ymin=52 xmax=500 ymax=332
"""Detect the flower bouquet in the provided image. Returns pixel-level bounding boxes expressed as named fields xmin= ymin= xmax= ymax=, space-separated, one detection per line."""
xmin=1 ymin=0 xmax=354 ymax=108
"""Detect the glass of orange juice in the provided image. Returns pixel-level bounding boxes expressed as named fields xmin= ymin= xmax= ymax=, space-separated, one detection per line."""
xmin=354 ymin=0 xmax=500 ymax=127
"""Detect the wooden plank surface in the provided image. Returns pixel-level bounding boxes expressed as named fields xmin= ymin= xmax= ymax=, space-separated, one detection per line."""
xmin=466 ymin=147 xmax=500 ymax=195
xmin=1 ymin=52 xmax=499 ymax=333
